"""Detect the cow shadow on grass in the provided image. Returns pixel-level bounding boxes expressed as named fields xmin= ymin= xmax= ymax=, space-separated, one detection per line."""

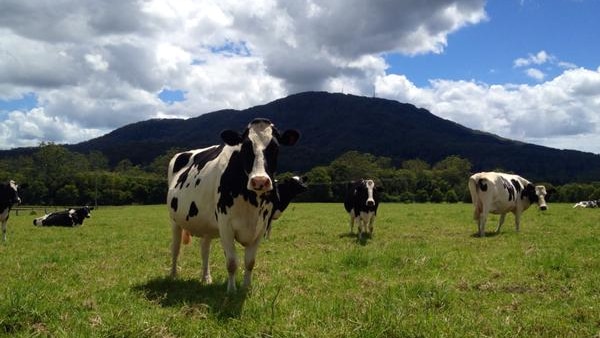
xmin=338 ymin=232 xmax=371 ymax=246
xmin=470 ymin=231 xmax=501 ymax=238
xmin=132 ymin=277 xmax=247 ymax=320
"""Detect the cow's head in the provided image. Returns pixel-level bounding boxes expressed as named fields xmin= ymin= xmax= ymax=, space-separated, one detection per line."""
xmin=71 ymin=206 xmax=93 ymax=222
xmin=523 ymin=184 xmax=549 ymax=210
xmin=2 ymin=180 xmax=22 ymax=206
xmin=356 ymin=179 xmax=378 ymax=207
xmin=81 ymin=206 xmax=93 ymax=218
xmin=221 ymin=118 xmax=300 ymax=193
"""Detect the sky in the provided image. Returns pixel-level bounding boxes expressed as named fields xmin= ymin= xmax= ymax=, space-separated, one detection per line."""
xmin=1 ymin=0 xmax=600 ymax=154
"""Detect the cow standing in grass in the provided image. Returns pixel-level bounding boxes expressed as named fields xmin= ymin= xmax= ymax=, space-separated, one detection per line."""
xmin=167 ymin=118 xmax=299 ymax=292
xmin=468 ymin=172 xmax=551 ymax=237
xmin=344 ymin=179 xmax=381 ymax=240
xmin=1 ymin=180 xmax=22 ymax=242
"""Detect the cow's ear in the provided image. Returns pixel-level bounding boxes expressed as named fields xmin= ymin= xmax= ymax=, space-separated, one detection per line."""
xmin=376 ymin=186 xmax=384 ymax=192
xmin=280 ymin=129 xmax=300 ymax=146
xmin=301 ymin=176 xmax=309 ymax=183
xmin=221 ymin=130 xmax=243 ymax=146
xmin=18 ymin=183 xmax=28 ymax=189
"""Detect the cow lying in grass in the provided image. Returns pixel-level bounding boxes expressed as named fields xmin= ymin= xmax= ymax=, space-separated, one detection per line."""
xmin=33 ymin=207 xmax=93 ymax=227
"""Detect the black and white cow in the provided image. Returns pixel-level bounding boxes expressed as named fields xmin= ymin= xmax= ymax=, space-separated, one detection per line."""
xmin=573 ymin=200 xmax=599 ymax=208
xmin=33 ymin=207 xmax=93 ymax=227
xmin=181 ymin=175 xmax=308 ymax=243
xmin=167 ymin=118 xmax=299 ymax=292
xmin=468 ymin=172 xmax=552 ymax=237
xmin=1 ymin=180 xmax=22 ymax=242
xmin=344 ymin=179 xmax=381 ymax=240
xmin=264 ymin=175 xmax=308 ymax=239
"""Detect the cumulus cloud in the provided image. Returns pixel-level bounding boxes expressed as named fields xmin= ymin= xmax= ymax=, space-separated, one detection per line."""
xmin=513 ymin=50 xmax=578 ymax=82
xmin=376 ymin=67 xmax=600 ymax=149
xmin=514 ymin=50 xmax=554 ymax=68
xmin=1 ymin=0 xmax=600 ymax=156
xmin=0 ymin=0 xmax=488 ymax=149
xmin=525 ymin=68 xmax=546 ymax=81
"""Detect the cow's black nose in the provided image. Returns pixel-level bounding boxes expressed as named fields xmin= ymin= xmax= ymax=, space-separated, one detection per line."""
xmin=367 ymin=201 xmax=375 ymax=207
xmin=540 ymin=205 xmax=547 ymax=211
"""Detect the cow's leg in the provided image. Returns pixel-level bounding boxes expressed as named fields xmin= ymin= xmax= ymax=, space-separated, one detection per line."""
xmin=170 ymin=222 xmax=182 ymax=278
xmin=368 ymin=214 xmax=376 ymax=236
xmin=200 ymin=237 xmax=212 ymax=284
xmin=348 ymin=212 xmax=355 ymax=234
xmin=1 ymin=220 xmax=6 ymax=242
xmin=478 ymin=210 xmax=487 ymax=237
xmin=357 ymin=216 xmax=365 ymax=240
xmin=496 ymin=214 xmax=506 ymax=233
xmin=219 ymin=227 xmax=238 ymax=293
xmin=514 ymin=212 xmax=521 ymax=232
xmin=243 ymin=241 xmax=260 ymax=290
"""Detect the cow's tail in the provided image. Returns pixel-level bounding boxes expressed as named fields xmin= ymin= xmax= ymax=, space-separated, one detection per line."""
xmin=181 ymin=230 xmax=191 ymax=245
xmin=468 ymin=176 xmax=483 ymax=221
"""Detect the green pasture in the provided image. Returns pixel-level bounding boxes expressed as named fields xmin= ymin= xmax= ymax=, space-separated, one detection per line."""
xmin=1 ymin=203 xmax=599 ymax=337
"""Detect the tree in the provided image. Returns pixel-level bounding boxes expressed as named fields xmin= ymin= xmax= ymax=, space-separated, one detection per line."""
xmin=415 ymin=189 xmax=429 ymax=203
xmin=445 ymin=189 xmax=459 ymax=203
xmin=304 ymin=166 xmax=333 ymax=202
xmin=56 ymin=184 xmax=80 ymax=205
xmin=430 ymin=188 xmax=444 ymax=203
xmin=32 ymin=143 xmax=90 ymax=204
xmin=402 ymin=159 xmax=430 ymax=172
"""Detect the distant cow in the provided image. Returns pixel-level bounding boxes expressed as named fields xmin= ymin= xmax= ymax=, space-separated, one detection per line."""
xmin=265 ymin=175 xmax=308 ymax=239
xmin=468 ymin=172 xmax=552 ymax=237
xmin=344 ymin=179 xmax=381 ymax=240
xmin=167 ymin=118 xmax=299 ymax=292
xmin=33 ymin=207 xmax=93 ymax=227
xmin=1 ymin=180 xmax=23 ymax=242
xmin=573 ymin=200 xmax=599 ymax=208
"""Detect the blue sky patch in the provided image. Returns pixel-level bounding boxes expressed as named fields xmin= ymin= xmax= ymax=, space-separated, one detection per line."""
xmin=210 ymin=40 xmax=250 ymax=57
xmin=0 ymin=92 xmax=38 ymax=112
xmin=158 ymin=89 xmax=186 ymax=104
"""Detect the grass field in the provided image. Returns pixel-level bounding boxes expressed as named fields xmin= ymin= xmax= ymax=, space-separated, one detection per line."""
xmin=1 ymin=203 xmax=599 ymax=337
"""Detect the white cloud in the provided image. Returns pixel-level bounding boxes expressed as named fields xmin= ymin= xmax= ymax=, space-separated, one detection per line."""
xmin=514 ymin=50 xmax=553 ymax=68
xmin=1 ymin=1 xmax=599 ymax=156
xmin=0 ymin=0 xmax=488 ymax=149
xmin=376 ymin=67 xmax=600 ymax=149
xmin=525 ymin=68 xmax=546 ymax=81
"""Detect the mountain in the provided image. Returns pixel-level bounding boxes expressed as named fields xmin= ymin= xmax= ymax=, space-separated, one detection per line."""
xmin=4 ymin=91 xmax=600 ymax=183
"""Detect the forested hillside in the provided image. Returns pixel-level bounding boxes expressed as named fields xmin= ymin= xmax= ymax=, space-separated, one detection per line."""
xmin=2 ymin=92 xmax=600 ymax=183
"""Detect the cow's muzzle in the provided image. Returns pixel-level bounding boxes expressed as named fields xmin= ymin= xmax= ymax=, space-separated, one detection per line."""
xmin=249 ymin=176 xmax=272 ymax=192
xmin=366 ymin=199 xmax=375 ymax=207
xmin=540 ymin=205 xmax=547 ymax=211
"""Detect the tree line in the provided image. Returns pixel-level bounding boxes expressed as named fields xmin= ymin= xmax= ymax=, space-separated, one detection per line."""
xmin=1 ymin=144 xmax=599 ymax=206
